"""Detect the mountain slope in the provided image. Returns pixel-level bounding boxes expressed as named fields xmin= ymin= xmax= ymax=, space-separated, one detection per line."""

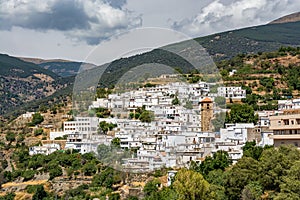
xmin=0 ymin=54 xmax=59 ymax=79
xmin=22 ymin=19 xmax=300 ymax=82
xmin=19 ymin=57 xmax=96 ymax=77
xmin=35 ymin=21 xmax=300 ymax=89
xmin=93 ymin=21 xmax=300 ymax=87
xmin=196 ymin=21 xmax=300 ymax=60
xmin=38 ymin=61 xmax=96 ymax=77
xmin=0 ymin=54 xmax=72 ymax=117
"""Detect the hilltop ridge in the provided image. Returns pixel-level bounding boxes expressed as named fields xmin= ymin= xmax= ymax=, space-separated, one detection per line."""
xmin=270 ymin=12 xmax=300 ymax=24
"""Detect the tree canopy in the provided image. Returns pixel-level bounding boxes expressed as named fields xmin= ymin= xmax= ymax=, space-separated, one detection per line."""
xmin=226 ymin=103 xmax=258 ymax=124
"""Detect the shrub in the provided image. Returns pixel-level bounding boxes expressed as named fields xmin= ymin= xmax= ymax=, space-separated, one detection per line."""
xmin=22 ymin=170 xmax=36 ymax=181
xmin=49 ymin=166 xmax=62 ymax=180
xmin=34 ymin=128 xmax=43 ymax=137
xmin=5 ymin=132 xmax=16 ymax=143
xmin=28 ymin=113 xmax=44 ymax=126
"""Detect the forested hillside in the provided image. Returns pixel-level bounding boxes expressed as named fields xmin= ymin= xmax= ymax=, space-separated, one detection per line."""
xmin=0 ymin=54 xmax=73 ymax=119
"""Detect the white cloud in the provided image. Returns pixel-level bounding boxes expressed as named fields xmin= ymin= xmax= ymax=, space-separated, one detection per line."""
xmin=172 ymin=0 xmax=300 ymax=37
xmin=0 ymin=0 xmax=142 ymax=45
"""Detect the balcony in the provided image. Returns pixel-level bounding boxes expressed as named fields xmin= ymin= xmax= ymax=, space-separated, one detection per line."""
xmin=272 ymin=134 xmax=300 ymax=140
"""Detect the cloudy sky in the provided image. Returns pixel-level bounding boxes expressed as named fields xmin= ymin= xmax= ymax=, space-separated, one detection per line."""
xmin=1 ymin=0 xmax=300 ymax=64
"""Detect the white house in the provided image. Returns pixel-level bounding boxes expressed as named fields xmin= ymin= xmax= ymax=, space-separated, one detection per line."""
xmin=64 ymin=117 xmax=99 ymax=134
xmin=219 ymin=123 xmax=255 ymax=144
xmin=217 ymin=87 xmax=246 ymax=99
xmin=29 ymin=143 xmax=60 ymax=155
xmin=278 ymin=99 xmax=300 ymax=110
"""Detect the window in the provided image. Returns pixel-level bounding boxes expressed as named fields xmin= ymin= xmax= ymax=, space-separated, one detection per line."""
xmin=284 ymin=120 xmax=289 ymax=125
xmin=257 ymin=129 xmax=261 ymax=132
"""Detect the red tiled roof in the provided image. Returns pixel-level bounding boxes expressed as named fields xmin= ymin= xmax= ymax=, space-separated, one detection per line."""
xmin=201 ymin=97 xmax=212 ymax=103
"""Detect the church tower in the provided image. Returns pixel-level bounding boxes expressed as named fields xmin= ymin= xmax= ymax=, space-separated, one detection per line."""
xmin=200 ymin=97 xmax=213 ymax=132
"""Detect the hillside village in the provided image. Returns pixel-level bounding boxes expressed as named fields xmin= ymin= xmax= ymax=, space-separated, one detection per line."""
xmin=24 ymin=68 xmax=300 ymax=171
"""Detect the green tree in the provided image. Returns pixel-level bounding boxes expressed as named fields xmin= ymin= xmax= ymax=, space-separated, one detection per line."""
xmin=109 ymin=193 xmax=121 ymax=200
xmin=224 ymin=157 xmax=259 ymax=199
xmin=173 ymin=169 xmax=210 ymax=200
xmin=49 ymin=165 xmax=62 ymax=180
xmin=242 ymin=141 xmax=264 ymax=160
xmin=99 ymin=121 xmax=117 ymax=134
xmin=215 ymin=96 xmax=226 ymax=108
xmin=32 ymin=185 xmax=47 ymax=200
xmin=111 ymin=138 xmax=121 ymax=148
xmin=242 ymin=85 xmax=252 ymax=95
xmin=0 ymin=192 xmax=15 ymax=200
xmin=91 ymin=168 xmax=121 ymax=188
xmin=29 ymin=113 xmax=44 ymax=126
xmin=184 ymin=100 xmax=193 ymax=109
xmin=38 ymin=105 xmax=48 ymax=113
xmin=220 ymin=69 xmax=229 ymax=77
xmin=143 ymin=179 xmax=160 ymax=197
xmin=64 ymin=184 xmax=88 ymax=199
xmin=134 ymin=112 xmax=141 ymax=119
xmin=144 ymin=83 xmax=156 ymax=87
xmin=242 ymin=94 xmax=259 ymax=106
xmin=158 ymin=187 xmax=178 ymax=200
xmin=205 ymin=170 xmax=227 ymax=200
xmin=226 ymin=104 xmax=258 ymax=124
xmin=139 ymin=111 xmax=155 ymax=123
xmin=241 ymin=181 xmax=263 ymax=200
xmin=129 ymin=112 xmax=135 ymax=119
xmin=258 ymin=145 xmax=300 ymax=191
xmin=259 ymin=77 xmax=274 ymax=92
xmin=82 ymin=162 xmax=97 ymax=176
xmin=126 ymin=196 xmax=139 ymax=200
xmin=22 ymin=170 xmax=36 ymax=181
xmin=97 ymin=144 xmax=111 ymax=162
xmin=193 ymin=151 xmax=231 ymax=177
xmin=172 ymin=96 xmax=180 ymax=105
xmin=5 ymin=132 xmax=16 ymax=143
xmin=34 ymin=128 xmax=44 ymax=136
xmin=212 ymin=112 xmax=226 ymax=132
xmin=275 ymin=161 xmax=300 ymax=199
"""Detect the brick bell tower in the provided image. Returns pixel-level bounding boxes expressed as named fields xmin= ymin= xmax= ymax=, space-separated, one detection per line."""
xmin=200 ymin=97 xmax=213 ymax=132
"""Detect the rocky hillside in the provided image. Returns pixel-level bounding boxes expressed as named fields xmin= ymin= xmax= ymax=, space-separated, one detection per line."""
xmin=218 ymin=46 xmax=300 ymax=110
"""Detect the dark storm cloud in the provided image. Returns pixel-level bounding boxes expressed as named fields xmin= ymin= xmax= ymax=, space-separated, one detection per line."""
xmin=0 ymin=0 xmax=91 ymax=31
xmin=0 ymin=0 xmax=142 ymax=45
